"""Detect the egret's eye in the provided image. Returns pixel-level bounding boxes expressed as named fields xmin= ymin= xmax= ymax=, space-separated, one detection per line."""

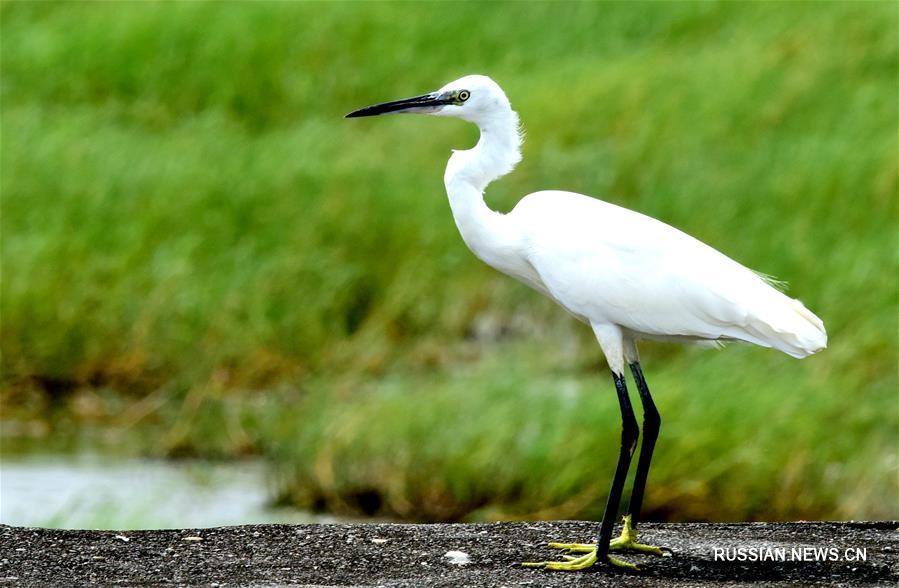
xmin=458 ymin=90 xmax=470 ymax=102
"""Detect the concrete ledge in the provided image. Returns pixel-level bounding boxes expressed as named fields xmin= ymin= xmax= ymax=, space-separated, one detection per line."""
xmin=2 ymin=521 xmax=896 ymax=586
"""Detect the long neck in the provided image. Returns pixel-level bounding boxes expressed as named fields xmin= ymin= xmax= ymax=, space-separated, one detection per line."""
xmin=443 ymin=109 xmax=522 ymax=261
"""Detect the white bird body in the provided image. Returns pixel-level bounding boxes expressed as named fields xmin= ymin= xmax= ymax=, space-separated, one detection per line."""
xmin=505 ymin=190 xmax=823 ymax=354
xmin=435 ymin=75 xmax=826 ymax=373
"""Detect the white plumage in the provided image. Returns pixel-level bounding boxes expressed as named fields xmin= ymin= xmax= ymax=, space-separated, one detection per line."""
xmin=512 ymin=190 xmax=826 ymax=358
xmin=424 ymin=75 xmax=826 ymax=375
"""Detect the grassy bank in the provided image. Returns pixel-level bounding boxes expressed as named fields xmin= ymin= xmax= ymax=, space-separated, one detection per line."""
xmin=2 ymin=1 xmax=896 ymax=522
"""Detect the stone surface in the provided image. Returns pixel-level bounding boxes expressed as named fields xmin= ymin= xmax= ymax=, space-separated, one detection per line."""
xmin=1 ymin=521 xmax=897 ymax=587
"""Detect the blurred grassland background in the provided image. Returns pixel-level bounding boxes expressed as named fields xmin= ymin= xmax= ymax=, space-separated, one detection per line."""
xmin=1 ymin=0 xmax=896 ymax=523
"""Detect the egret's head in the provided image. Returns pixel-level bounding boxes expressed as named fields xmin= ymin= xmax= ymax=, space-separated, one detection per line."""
xmin=346 ymin=74 xmax=511 ymax=125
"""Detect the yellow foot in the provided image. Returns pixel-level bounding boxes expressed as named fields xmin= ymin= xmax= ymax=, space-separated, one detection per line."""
xmin=609 ymin=514 xmax=664 ymax=555
xmin=522 ymin=545 xmax=637 ymax=571
xmin=521 ymin=515 xmax=666 ymax=571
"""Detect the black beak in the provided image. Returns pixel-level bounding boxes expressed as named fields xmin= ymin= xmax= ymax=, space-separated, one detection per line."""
xmin=346 ymin=91 xmax=453 ymax=118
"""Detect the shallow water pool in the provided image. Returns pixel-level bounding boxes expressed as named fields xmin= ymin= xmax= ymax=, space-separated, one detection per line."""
xmin=0 ymin=454 xmax=332 ymax=530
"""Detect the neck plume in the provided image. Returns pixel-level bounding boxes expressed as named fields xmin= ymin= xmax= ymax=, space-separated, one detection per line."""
xmin=442 ymin=107 xmax=523 ymax=270
xmin=444 ymin=108 xmax=522 ymax=193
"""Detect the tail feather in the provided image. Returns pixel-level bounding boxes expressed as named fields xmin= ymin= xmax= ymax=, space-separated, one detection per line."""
xmin=745 ymin=292 xmax=827 ymax=359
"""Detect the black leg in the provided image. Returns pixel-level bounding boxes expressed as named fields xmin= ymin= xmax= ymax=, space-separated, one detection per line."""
xmin=596 ymin=371 xmax=639 ymax=561
xmin=627 ymin=361 xmax=661 ymax=525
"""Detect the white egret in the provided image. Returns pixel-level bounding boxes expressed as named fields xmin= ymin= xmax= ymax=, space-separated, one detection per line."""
xmin=346 ymin=75 xmax=826 ymax=571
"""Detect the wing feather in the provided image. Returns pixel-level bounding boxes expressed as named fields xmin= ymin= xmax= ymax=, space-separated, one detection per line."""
xmin=511 ymin=191 xmax=826 ymax=357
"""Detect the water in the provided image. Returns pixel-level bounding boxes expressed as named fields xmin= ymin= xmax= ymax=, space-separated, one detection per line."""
xmin=0 ymin=455 xmax=331 ymax=530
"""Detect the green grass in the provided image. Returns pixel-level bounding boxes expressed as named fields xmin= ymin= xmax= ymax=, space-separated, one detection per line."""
xmin=1 ymin=1 xmax=896 ymax=522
